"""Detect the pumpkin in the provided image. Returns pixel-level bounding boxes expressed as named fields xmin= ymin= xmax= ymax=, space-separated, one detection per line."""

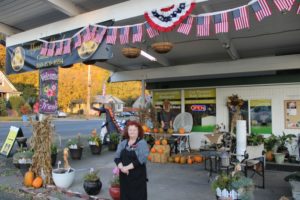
xmin=32 ymin=177 xmax=43 ymax=188
xmin=146 ymin=128 xmax=151 ymax=133
xmin=151 ymin=148 xmax=156 ymax=153
xmin=162 ymin=139 xmax=168 ymax=145
xmin=194 ymin=155 xmax=203 ymax=163
xmin=157 ymin=149 xmax=163 ymax=154
xmin=153 ymin=128 xmax=159 ymax=133
xmin=167 ymin=128 xmax=174 ymax=134
xmin=148 ymin=155 xmax=152 ymax=161
xmin=24 ymin=170 xmax=34 ymax=187
xmin=168 ymin=157 xmax=174 ymax=163
xmin=155 ymin=140 xmax=161 ymax=145
xmin=159 ymin=128 xmax=164 ymax=133
xmin=174 ymin=156 xmax=180 ymax=163
xmin=187 ymin=156 xmax=193 ymax=165
xmin=142 ymin=125 xmax=148 ymax=132
xmin=180 ymin=156 xmax=187 ymax=164
xmin=179 ymin=127 xmax=185 ymax=134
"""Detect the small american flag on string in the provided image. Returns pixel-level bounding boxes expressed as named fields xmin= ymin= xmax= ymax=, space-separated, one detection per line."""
xmin=273 ymin=0 xmax=295 ymax=12
xmin=82 ymin=26 xmax=91 ymax=42
xmin=251 ymin=0 xmax=272 ymax=21
xmin=74 ymin=34 xmax=82 ymax=48
xmin=40 ymin=42 xmax=48 ymax=56
xmin=196 ymin=16 xmax=210 ymax=36
xmin=94 ymin=27 xmax=107 ymax=43
xmin=54 ymin=41 xmax=63 ymax=56
xmin=145 ymin=22 xmax=159 ymax=38
xmin=106 ymin=28 xmax=117 ymax=44
xmin=63 ymin=39 xmax=71 ymax=55
xmin=119 ymin=27 xmax=130 ymax=45
xmin=46 ymin=43 xmax=55 ymax=57
xmin=232 ymin=7 xmax=249 ymax=31
xmin=90 ymin=26 xmax=98 ymax=40
xmin=177 ymin=16 xmax=194 ymax=35
xmin=297 ymin=3 xmax=300 ymax=14
xmin=132 ymin=24 xmax=143 ymax=43
xmin=214 ymin=13 xmax=228 ymax=34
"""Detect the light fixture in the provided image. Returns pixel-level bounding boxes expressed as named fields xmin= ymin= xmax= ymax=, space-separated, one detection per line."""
xmin=141 ymin=50 xmax=157 ymax=61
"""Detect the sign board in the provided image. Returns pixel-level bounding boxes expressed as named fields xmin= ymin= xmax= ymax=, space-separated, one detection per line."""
xmin=284 ymin=100 xmax=300 ymax=129
xmin=0 ymin=126 xmax=24 ymax=157
xmin=191 ymin=104 xmax=206 ymax=112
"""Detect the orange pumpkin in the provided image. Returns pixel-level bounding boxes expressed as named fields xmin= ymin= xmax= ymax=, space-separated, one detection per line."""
xmin=146 ymin=128 xmax=151 ymax=133
xmin=148 ymin=155 xmax=152 ymax=161
xmin=162 ymin=139 xmax=168 ymax=145
xmin=187 ymin=157 xmax=193 ymax=165
xmin=24 ymin=170 xmax=34 ymax=187
xmin=155 ymin=140 xmax=161 ymax=145
xmin=142 ymin=125 xmax=148 ymax=132
xmin=151 ymin=148 xmax=156 ymax=153
xmin=157 ymin=149 xmax=163 ymax=154
xmin=194 ymin=155 xmax=203 ymax=163
xmin=180 ymin=156 xmax=187 ymax=164
xmin=153 ymin=128 xmax=158 ymax=133
xmin=179 ymin=128 xmax=185 ymax=134
xmin=32 ymin=177 xmax=43 ymax=188
xmin=174 ymin=156 xmax=180 ymax=163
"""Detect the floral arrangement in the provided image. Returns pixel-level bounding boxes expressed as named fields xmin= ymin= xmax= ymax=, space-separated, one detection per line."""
xmin=67 ymin=133 xmax=83 ymax=149
xmin=111 ymin=167 xmax=120 ymax=187
xmin=88 ymin=129 xmax=102 ymax=146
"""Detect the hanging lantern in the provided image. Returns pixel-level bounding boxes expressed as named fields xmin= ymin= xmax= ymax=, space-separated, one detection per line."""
xmin=121 ymin=47 xmax=141 ymax=58
xmin=151 ymin=42 xmax=173 ymax=54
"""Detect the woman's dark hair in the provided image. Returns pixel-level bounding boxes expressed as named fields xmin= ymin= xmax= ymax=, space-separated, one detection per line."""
xmin=123 ymin=121 xmax=144 ymax=139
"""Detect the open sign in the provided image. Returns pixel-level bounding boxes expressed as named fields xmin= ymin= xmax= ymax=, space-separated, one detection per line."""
xmin=191 ymin=105 xmax=206 ymax=112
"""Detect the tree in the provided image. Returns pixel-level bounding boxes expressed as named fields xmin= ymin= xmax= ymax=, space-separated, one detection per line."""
xmin=0 ymin=44 xmax=5 ymax=72
xmin=0 ymin=98 xmax=7 ymax=116
xmin=8 ymin=96 xmax=25 ymax=114
xmin=14 ymin=83 xmax=38 ymax=106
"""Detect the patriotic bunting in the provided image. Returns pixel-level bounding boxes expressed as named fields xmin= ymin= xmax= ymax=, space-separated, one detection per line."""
xmin=196 ymin=16 xmax=210 ymax=36
xmin=119 ymin=27 xmax=130 ymax=45
xmin=214 ymin=13 xmax=228 ymax=34
xmin=232 ymin=7 xmax=250 ymax=30
xmin=132 ymin=24 xmax=143 ymax=43
xmin=38 ymin=0 xmax=299 ymax=57
xmin=106 ymin=28 xmax=118 ymax=44
xmin=177 ymin=16 xmax=194 ymax=35
xmin=251 ymin=0 xmax=272 ymax=21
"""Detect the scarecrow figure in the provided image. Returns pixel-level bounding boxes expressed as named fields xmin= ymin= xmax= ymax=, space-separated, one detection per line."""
xmin=227 ymin=95 xmax=244 ymax=134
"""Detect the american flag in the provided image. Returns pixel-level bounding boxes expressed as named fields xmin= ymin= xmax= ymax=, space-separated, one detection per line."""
xmin=46 ymin=43 xmax=55 ymax=57
xmin=196 ymin=16 xmax=210 ymax=36
xmin=40 ymin=42 xmax=48 ymax=56
xmin=90 ymin=26 xmax=98 ymax=40
xmin=119 ymin=27 xmax=130 ymax=45
xmin=298 ymin=3 xmax=300 ymax=14
xmin=232 ymin=7 xmax=249 ymax=31
xmin=106 ymin=28 xmax=117 ymax=44
xmin=251 ymin=0 xmax=272 ymax=21
xmin=177 ymin=16 xmax=194 ymax=35
xmin=145 ymin=22 xmax=159 ymax=38
xmin=273 ymin=0 xmax=295 ymax=12
xmin=132 ymin=24 xmax=143 ymax=43
xmin=214 ymin=13 xmax=228 ymax=34
xmin=94 ymin=27 xmax=107 ymax=43
xmin=82 ymin=26 xmax=91 ymax=42
xmin=63 ymin=39 xmax=71 ymax=55
xmin=54 ymin=41 xmax=63 ymax=56
xmin=74 ymin=34 xmax=82 ymax=48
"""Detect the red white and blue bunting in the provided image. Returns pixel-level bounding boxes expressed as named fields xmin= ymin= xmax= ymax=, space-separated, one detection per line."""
xmin=38 ymin=0 xmax=300 ymax=57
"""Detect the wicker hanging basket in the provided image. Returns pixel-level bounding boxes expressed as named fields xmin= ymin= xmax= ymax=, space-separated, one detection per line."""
xmin=151 ymin=42 xmax=173 ymax=54
xmin=121 ymin=47 xmax=141 ymax=58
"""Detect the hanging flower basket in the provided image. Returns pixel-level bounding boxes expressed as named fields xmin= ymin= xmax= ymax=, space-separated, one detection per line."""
xmin=151 ymin=42 xmax=173 ymax=54
xmin=121 ymin=47 xmax=141 ymax=58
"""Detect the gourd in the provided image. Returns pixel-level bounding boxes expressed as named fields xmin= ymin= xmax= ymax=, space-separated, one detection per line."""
xmin=180 ymin=156 xmax=187 ymax=164
xmin=24 ymin=170 xmax=34 ymax=187
xmin=151 ymin=148 xmax=156 ymax=153
xmin=179 ymin=128 xmax=185 ymax=134
xmin=194 ymin=155 xmax=203 ymax=163
xmin=153 ymin=128 xmax=159 ymax=133
xmin=174 ymin=156 xmax=180 ymax=163
xmin=162 ymin=139 xmax=168 ymax=145
xmin=155 ymin=140 xmax=161 ymax=145
xmin=187 ymin=156 xmax=193 ymax=164
xmin=32 ymin=177 xmax=43 ymax=188
xmin=148 ymin=155 xmax=152 ymax=161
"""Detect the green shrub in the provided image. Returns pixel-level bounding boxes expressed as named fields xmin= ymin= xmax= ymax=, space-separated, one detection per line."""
xmin=0 ymin=98 xmax=7 ymax=116
xmin=8 ymin=96 xmax=25 ymax=114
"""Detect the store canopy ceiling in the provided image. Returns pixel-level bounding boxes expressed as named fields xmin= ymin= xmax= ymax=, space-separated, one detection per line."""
xmin=3 ymin=0 xmax=300 ymax=82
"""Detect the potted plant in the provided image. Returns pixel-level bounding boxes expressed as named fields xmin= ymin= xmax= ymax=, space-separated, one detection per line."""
xmin=108 ymin=132 xmax=120 ymax=151
xmin=13 ymin=149 xmax=33 ymax=176
xmin=51 ymin=144 xmax=58 ymax=166
xmin=109 ymin=167 xmax=120 ymax=200
xmin=284 ymin=172 xmax=300 ymax=200
xmin=274 ymin=132 xmax=296 ymax=164
xmin=212 ymin=171 xmax=254 ymax=200
xmin=263 ymin=134 xmax=277 ymax=162
xmin=83 ymin=168 xmax=102 ymax=195
xmin=88 ymin=129 xmax=102 ymax=155
xmin=67 ymin=133 xmax=84 ymax=160
xmin=246 ymin=133 xmax=264 ymax=162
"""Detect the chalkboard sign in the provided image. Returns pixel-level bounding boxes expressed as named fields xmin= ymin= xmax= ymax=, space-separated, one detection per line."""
xmin=0 ymin=126 xmax=24 ymax=157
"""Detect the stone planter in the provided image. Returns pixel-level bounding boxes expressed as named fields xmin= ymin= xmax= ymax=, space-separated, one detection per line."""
xmin=289 ymin=181 xmax=300 ymax=200
xmin=52 ymin=168 xmax=75 ymax=189
xmin=274 ymin=153 xmax=285 ymax=164
xmin=69 ymin=147 xmax=83 ymax=160
xmin=109 ymin=186 xmax=120 ymax=200
xmin=83 ymin=179 xmax=102 ymax=195
xmin=89 ymin=144 xmax=102 ymax=155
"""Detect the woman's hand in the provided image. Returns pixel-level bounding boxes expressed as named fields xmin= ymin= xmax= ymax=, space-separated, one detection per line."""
xmin=121 ymin=166 xmax=129 ymax=175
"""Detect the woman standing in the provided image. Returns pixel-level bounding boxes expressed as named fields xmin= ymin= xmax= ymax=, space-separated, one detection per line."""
xmin=114 ymin=121 xmax=149 ymax=200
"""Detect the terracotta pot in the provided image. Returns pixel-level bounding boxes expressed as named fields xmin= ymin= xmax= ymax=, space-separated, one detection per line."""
xmin=151 ymin=42 xmax=173 ymax=54
xmin=266 ymin=151 xmax=273 ymax=161
xmin=109 ymin=186 xmax=120 ymax=200
xmin=121 ymin=47 xmax=141 ymax=58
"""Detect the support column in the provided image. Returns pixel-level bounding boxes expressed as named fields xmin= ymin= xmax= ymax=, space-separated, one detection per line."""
xmin=87 ymin=65 xmax=91 ymax=118
xmin=181 ymin=89 xmax=185 ymax=113
xmin=141 ymin=79 xmax=145 ymax=109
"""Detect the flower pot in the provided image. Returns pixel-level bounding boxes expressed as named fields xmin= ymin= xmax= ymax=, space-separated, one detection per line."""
xmin=266 ymin=150 xmax=273 ymax=162
xmin=108 ymin=143 xmax=118 ymax=151
xmin=52 ymin=168 xmax=75 ymax=189
xmin=151 ymin=42 xmax=173 ymax=54
xmin=51 ymin=153 xmax=57 ymax=167
xmin=83 ymin=179 xmax=102 ymax=195
xmin=121 ymin=47 xmax=141 ymax=58
xmin=69 ymin=147 xmax=83 ymax=160
xmin=89 ymin=144 xmax=102 ymax=155
xmin=274 ymin=153 xmax=285 ymax=164
xmin=289 ymin=180 xmax=300 ymax=200
xmin=109 ymin=186 xmax=120 ymax=200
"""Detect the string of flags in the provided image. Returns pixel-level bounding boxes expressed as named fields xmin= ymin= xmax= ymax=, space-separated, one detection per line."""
xmin=39 ymin=0 xmax=300 ymax=57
